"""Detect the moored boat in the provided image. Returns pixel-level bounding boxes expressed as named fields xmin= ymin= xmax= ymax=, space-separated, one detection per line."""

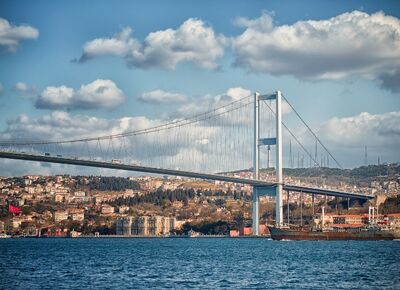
xmin=268 ymin=225 xmax=400 ymax=241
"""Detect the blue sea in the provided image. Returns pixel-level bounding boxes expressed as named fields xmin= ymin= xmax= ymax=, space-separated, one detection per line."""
xmin=1 ymin=238 xmax=399 ymax=289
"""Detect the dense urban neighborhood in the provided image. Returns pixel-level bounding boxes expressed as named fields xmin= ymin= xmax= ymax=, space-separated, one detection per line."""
xmin=1 ymin=164 xmax=399 ymax=237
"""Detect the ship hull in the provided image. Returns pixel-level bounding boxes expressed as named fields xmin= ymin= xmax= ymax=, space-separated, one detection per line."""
xmin=268 ymin=226 xmax=400 ymax=241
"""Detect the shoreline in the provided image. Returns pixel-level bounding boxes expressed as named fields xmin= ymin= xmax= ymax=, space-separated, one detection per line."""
xmin=4 ymin=234 xmax=272 ymax=239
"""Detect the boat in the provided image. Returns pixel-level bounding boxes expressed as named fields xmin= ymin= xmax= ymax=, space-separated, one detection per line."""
xmin=187 ymin=229 xmax=201 ymax=238
xmin=268 ymin=225 xmax=400 ymax=241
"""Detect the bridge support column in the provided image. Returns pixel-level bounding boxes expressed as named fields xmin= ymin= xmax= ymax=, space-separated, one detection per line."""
xmin=275 ymin=91 xmax=283 ymax=227
xmin=287 ymin=190 xmax=290 ymax=225
xmin=252 ymin=187 xmax=259 ymax=236
xmin=252 ymin=92 xmax=260 ymax=236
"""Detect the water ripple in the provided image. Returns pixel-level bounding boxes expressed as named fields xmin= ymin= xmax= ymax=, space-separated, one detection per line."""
xmin=0 ymin=238 xmax=399 ymax=289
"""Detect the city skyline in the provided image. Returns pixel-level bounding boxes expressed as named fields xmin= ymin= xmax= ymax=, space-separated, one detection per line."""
xmin=0 ymin=0 xmax=400 ymax=176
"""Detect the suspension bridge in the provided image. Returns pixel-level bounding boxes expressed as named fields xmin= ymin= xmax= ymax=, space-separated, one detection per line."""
xmin=0 ymin=90 xmax=374 ymax=235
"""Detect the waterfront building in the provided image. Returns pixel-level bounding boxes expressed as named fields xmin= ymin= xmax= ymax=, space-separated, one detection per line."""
xmin=238 ymin=225 xmax=269 ymax=236
xmin=132 ymin=216 xmax=149 ymax=235
xmin=229 ymin=230 xmax=239 ymax=237
xmin=116 ymin=216 xmax=176 ymax=236
xmin=116 ymin=217 xmax=133 ymax=235
xmin=386 ymin=213 xmax=400 ymax=225
xmin=239 ymin=226 xmax=253 ymax=236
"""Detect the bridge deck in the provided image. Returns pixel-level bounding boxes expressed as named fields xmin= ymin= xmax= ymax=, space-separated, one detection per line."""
xmin=0 ymin=151 xmax=374 ymax=200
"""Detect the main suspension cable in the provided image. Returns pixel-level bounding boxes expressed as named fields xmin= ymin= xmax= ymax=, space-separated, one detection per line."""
xmin=281 ymin=94 xmax=343 ymax=169
xmin=0 ymin=94 xmax=253 ymax=146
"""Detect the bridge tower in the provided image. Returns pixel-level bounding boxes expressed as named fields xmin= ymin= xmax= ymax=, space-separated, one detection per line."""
xmin=252 ymin=91 xmax=283 ymax=235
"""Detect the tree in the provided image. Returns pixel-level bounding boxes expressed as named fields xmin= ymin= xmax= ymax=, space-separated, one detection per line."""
xmin=215 ymin=198 xmax=226 ymax=207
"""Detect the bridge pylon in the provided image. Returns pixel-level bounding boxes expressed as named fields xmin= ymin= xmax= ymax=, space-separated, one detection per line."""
xmin=252 ymin=90 xmax=283 ymax=236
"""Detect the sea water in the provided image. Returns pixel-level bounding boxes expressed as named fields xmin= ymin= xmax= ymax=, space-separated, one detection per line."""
xmin=1 ymin=238 xmax=399 ymax=289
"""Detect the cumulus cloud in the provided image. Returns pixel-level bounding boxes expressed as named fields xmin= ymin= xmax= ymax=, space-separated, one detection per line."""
xmin=35 ymin=79 xmax=125 ymax=110
xmin=175 ymin=87 xmax=252 ymax=118
xmin=318 ymin=111 xmax=400 ymax=149
xmin=1 ymin=87 xmax=261 ymax=174
xmin=138 ymin=89 xmax=188 ymax=104
xmin=78 ymin=18 xmax=226 ymax=70
xmin=14 ymin=82 xmax=36 ymax=97
xmin=0 ymin=111 xmax=223 ymax=173
xmin=3 ymin=100 xmax=398 ymax=174
xmin=232 ymin=11 xmax=400 ymax=91
xmin=79 ymin=27 xmax=136 ymax=61
xmin=174 ymin=87 xmax=291 ymax=123
xmin=3 ymin=111 xmax=137 ymax=141
xmin=0 ymin=17 xmax=39 ymax=52
xmin=302 ymin=111 xmax=400 ymax=167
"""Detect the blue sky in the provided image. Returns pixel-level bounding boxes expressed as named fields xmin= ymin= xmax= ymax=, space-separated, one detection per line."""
xmin=0 ymin=0 xmax=399 ymax=175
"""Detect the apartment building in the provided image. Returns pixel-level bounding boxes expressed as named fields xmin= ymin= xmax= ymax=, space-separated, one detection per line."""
xmin=116 ymin=216 xmax=176 ymax=236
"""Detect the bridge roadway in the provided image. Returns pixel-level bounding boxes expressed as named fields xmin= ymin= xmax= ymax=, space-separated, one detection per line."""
xmin=0 ymin=151 xmax=374 ymax=200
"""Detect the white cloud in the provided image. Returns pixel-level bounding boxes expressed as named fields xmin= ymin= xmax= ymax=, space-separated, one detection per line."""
xmin=175 ymin=87 xmax=252 ymax=118
xmin=35 ymin=79 xmax=125 ymax=110
xmin=138 ymin=89 xmax=188 ymax=104
xmin=234 ymin=11 xmax=274 ymax=32
xmin=3 ymin=111 xmax=133 ymax=141
xmin=226 ymin=87 xmax=253 ymax=101
xmin=79 ymin=18 xmax=226 ymax=70
xmin=0 ymin=17 xmax=39 ymax=52
xmin=2 ymin=85 xmax=261 ymax=173
xmin=300 ymin=111 xmax=400 ymax=167
xmin=79 ymin=27 xmax=137 ymax=61
xmin=0 ymin=111 xmax=223 ymax=173
xmin=318 ymin=111 xmax=400 ymax=149
xmin=2 ymin=106 xmax=398 ymax=175
xmin=14 ymin=82 xmax=36 ymax=97
xmin=233 ymin=11 xmax=400 ymax=92
xmin=174 ymin=87 xmax=291 ymax=123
